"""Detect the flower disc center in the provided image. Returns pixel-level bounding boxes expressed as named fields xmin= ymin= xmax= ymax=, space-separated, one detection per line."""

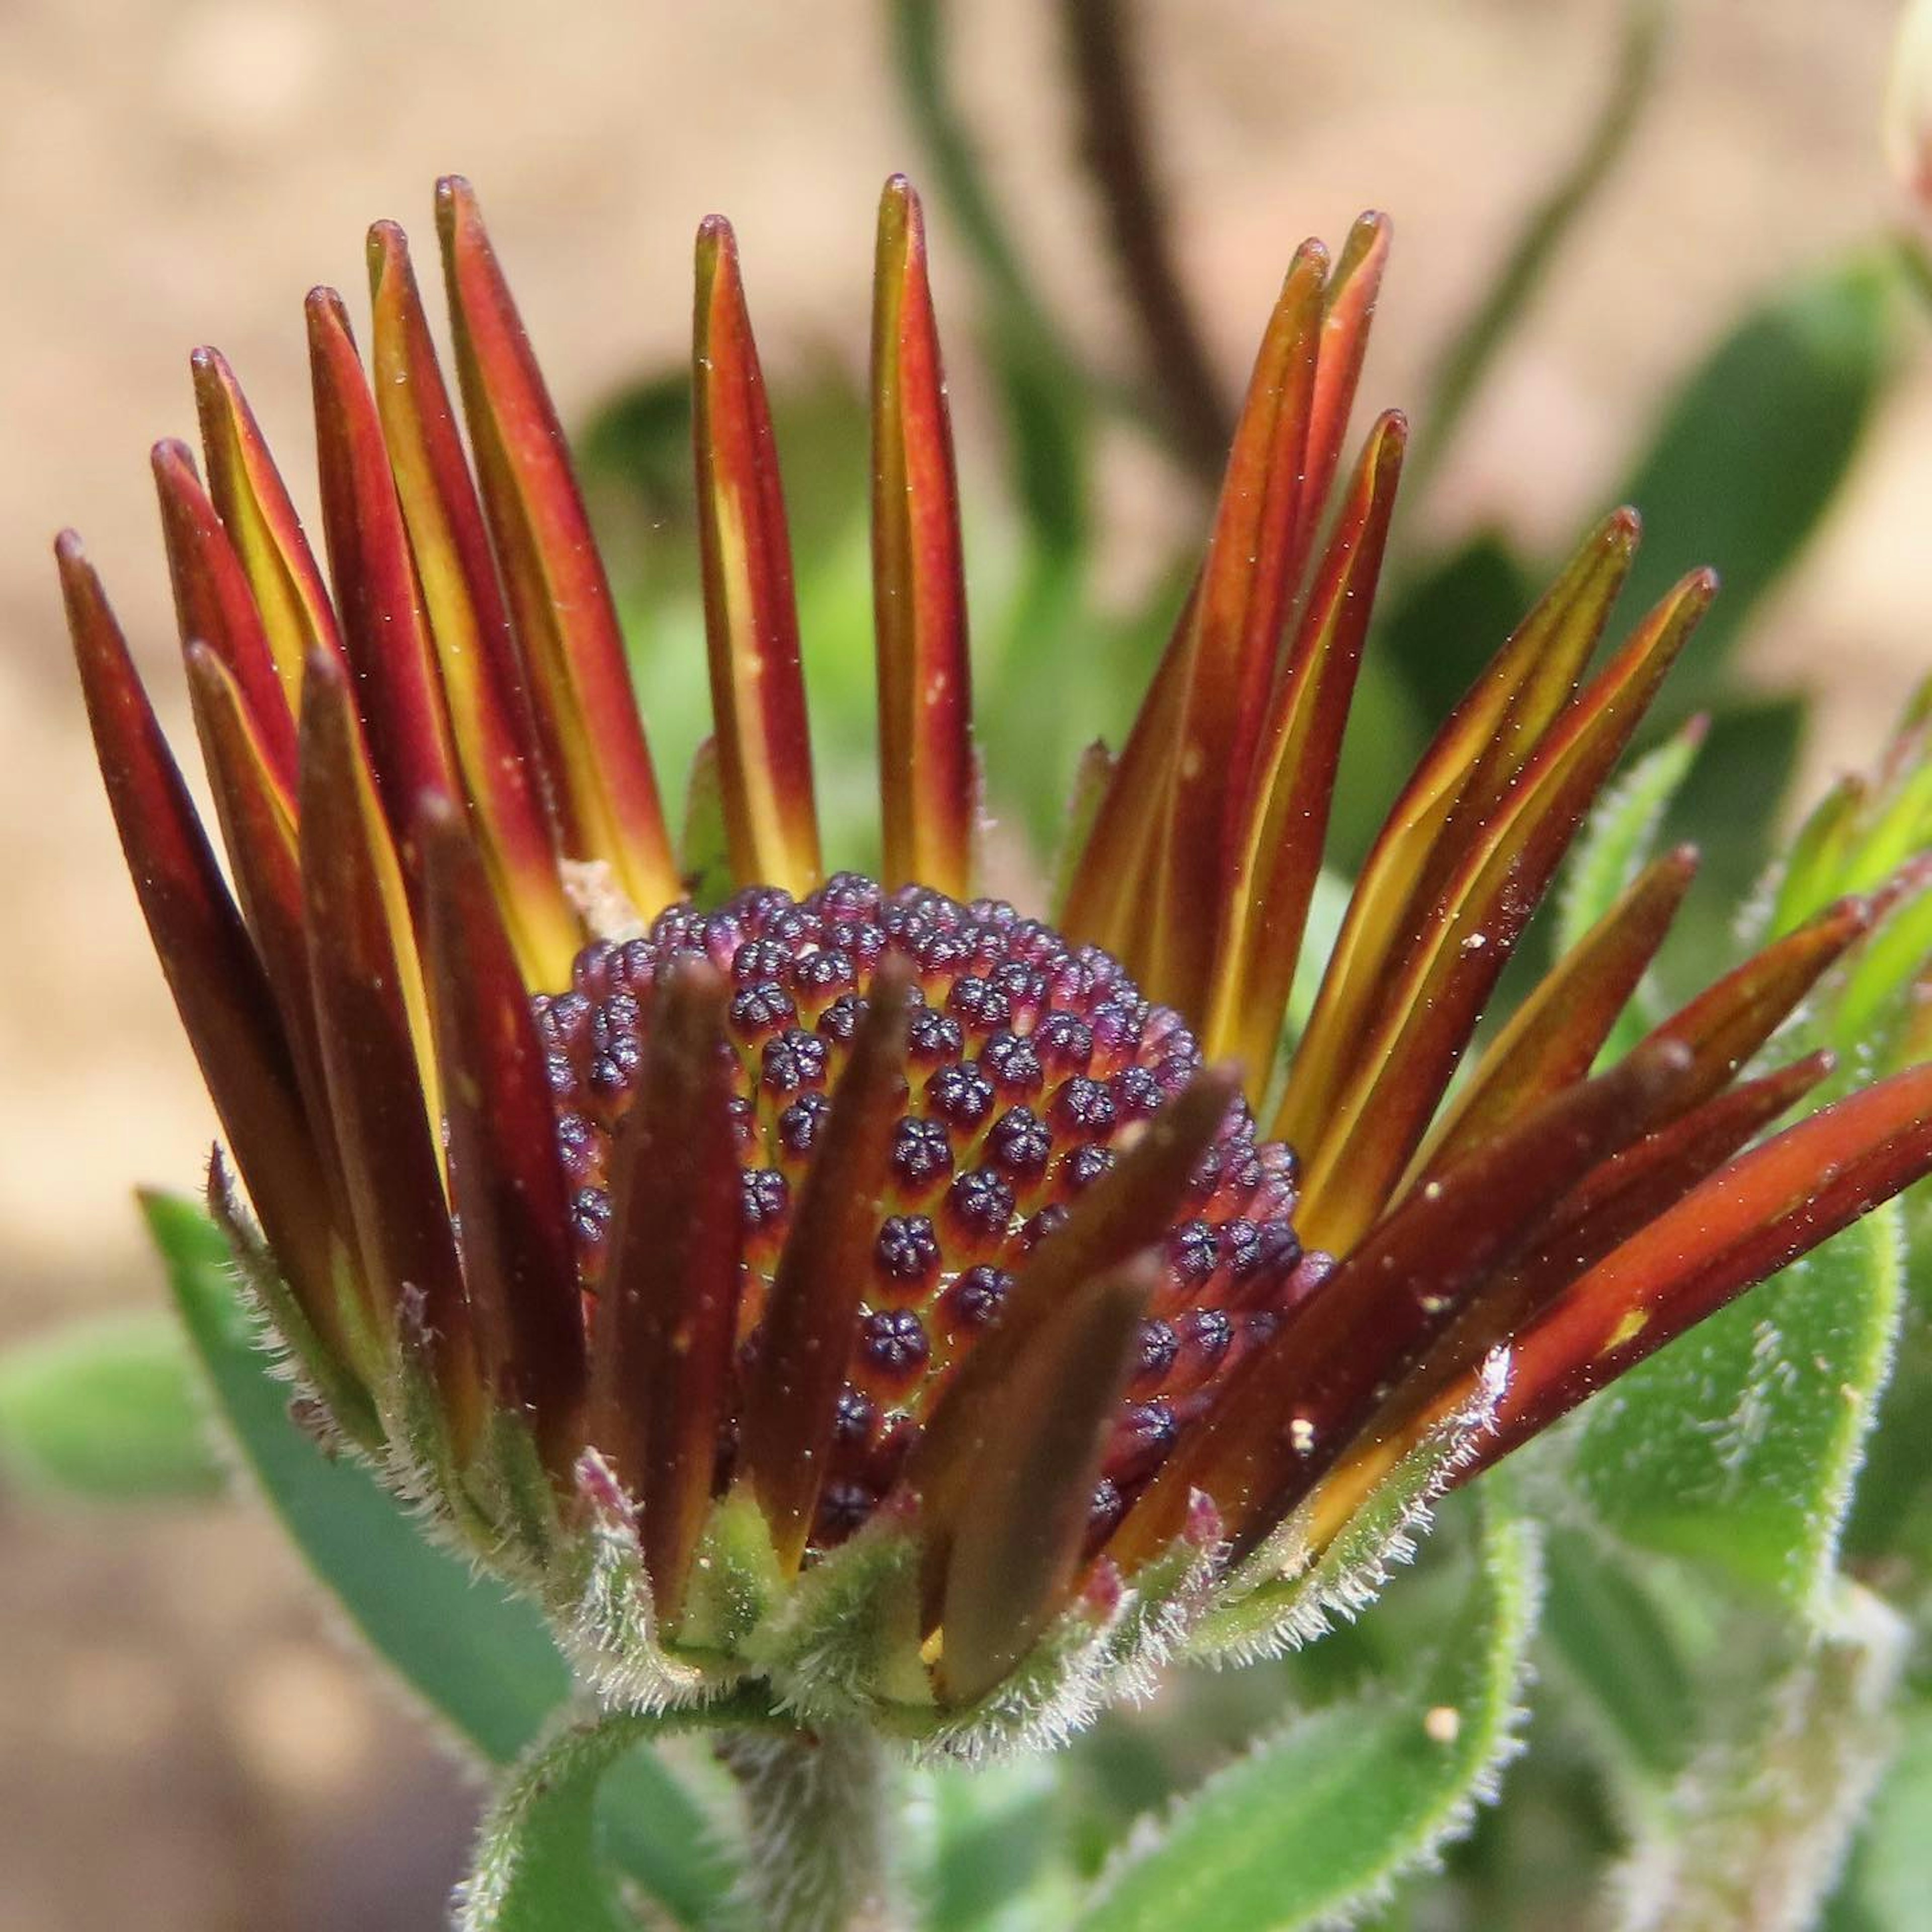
xmin=536 ymin=873 xmax=1321 ymax=1550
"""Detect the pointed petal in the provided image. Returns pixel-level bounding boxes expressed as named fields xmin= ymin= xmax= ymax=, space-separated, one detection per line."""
xmin=1057 ymin=581 xmax=1194 ymax=957
xmin=906 ymin=1066 xmax=1240 ymax=1579
xmin=938 ymin=1253 xmax=1157 ymax=1704
xmin=1638 ymin=894 xmax=1873 ymax=1115
xmin=1309 ymin=1048 xmax=1838 ymax=1545
xmin=435 ymin=175 xmax=677 ymax=916
xmin=871 ymin=176 xmax=974 ymax=898
xmin=692 ymin=216 xmax=821 ymax=897
xmin=1108 ymin=1041 xmax=1692 ymax=1570
xmin=587 ymin=961 xmax=743 ymax=1617
xmin=150 ymin=439 xmax=298 ymax=796
xmin=1475 ymin=1059 xmax=1932 ymax=1468
xmin=183 ymin=643 xmax=329 ymax=1114
xmin=366 ymin=222 xmax=578 ymax=986
xmin=1417 ymin=846 xmax=1698 ymax=1173
xmin=1203 ymin=411 xmax=1405 ymax=1081
xmin=1276 ymin=509 xmax=1643 ymax=1159
xmin=299 ymin=649 xmax=466 ymax=1389
xmin=191 ymin=346 xmax=343 ymax=691
xmin=1146 ymin=242 xmax=1328 ymax=1017
xmin=1292 ymin=212 xmax=1391 ymax=598
xmin=421 ymin=800 xmax=585 ymax=1469
xmin=306 ymin=286 xmax=464 ymax=867
xmin=1289 ymin=568 xmax=1717 ymax=1252
xmin=59 ymin=535 xmax=344 ymax=1353
xmin=1770 ymin=772 xmax=1869 ymax=935
xmin=740 ymin=960 xmax=914 ymax=1572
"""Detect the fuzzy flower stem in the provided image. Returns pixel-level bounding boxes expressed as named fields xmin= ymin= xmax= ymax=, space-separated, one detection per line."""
xmin=717 ymin=1724 xmax=907 ymax=1932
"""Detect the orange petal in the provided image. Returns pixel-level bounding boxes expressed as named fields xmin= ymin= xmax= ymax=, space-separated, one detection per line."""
xmin=436 ymin=176 xmax=677 ymax=917
xmin=692 ymin=216 xmax=821 ymax=897
xmin=367 ymin=221 xmax=578 ymax=986
xmin=191 ymin=346 xmax=343 ymax=696
xmin=871 ymin=177 xmax=974 ymax=898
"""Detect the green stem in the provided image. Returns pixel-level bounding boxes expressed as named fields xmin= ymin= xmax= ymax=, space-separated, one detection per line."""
xmin=718 ymin=1724 xmax=907 ymax=1932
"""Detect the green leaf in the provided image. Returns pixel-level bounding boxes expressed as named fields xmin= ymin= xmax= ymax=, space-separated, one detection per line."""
xmin=458 ymin=1703 xmax=763 ymax=1932
xmin=1077 ymin=1492 xmax=1541 ymax=1932
xmin=1570 ymin=1200 xmax=1905 ymax=1619
xmin=1605 ymin=1582 xmax=1909 ymax=1932
xmin=1825 ymin=1698 xmax=1932 ymax=1931
xmin=0 ymin=1309 xmax=224 ymax=1502
xmin=921 ymin=1755 xmax=1078 ymax=1932
xmin=1611 ymin=253 xmax=1899 ymax=715
xmin=144 ymin=1192 xmax=736 ymax=1927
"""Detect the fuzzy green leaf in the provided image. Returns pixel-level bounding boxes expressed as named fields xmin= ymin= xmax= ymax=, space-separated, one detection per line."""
xmin=1825 ymin=1698 xmax=1932 ymax=1931
xmin=1076 ymin=1493 xmax=1540 ymax=1932
xmin=0 ymin=1309 xmax=224 ymax=1502
xmin=1605 ymin=1582 xmax=1908 ymax=1932
xmin=143 ymin=1192 xmax=735 ymax=1926
xmin=1570 ymin=1201 xmax=1904 ymax=1619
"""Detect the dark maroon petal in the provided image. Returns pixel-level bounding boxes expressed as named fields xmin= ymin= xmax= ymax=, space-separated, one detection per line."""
xmin=740 ymin=958 xmax=915 ymax=1571
xmin=1473 ymin=1058 xmax=1932 ymax=1468
xmin=299 ymin=649 xmax=470 ymax=1408
xmin=60 ymin=535 xmax=345 ymax=1359
xmin=906 ymin=1066 xmax=1240 ymax=1592
xmin=1108 ymin=1040 xmax=1692 ymax=1570
xmin=587 ymin=961 xmax=744 ymax=1617
xmin=421 ymin=800 xmax=585 ymax=1470
xmin=938 ymin=1253 xmax=1157 ymax=1704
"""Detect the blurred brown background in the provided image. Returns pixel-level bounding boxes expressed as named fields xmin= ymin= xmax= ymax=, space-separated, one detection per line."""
xmin=2 ymin=2 xmax=1928 ymax=1925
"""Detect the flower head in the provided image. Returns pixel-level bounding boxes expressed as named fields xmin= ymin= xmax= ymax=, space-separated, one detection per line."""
xmin=60 ymin=175 xmax=1932 ymax=1750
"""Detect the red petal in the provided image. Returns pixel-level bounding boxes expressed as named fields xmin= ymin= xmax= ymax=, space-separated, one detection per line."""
xmin=299 ymin=650 xmax=468 ymax=1400
xmin=436 ymin=176 xmax=677 ymax=917
xmin=191 ymin=346 xmax=343 ymax=690
xmin=1109 ymin=1040 xmax=1691 ymax=1569
xmin=306 ymin=286 xmax=463 ymax=869
xmin=421 ymin=800 xmax=585 ymax=1470
xmin=692 ymin=216 xmax=822 ymax=897
xmin=739 ymin=960 xmax=915 ymax=1572
xmin=150 ymin=439 xmax=298 ymax=797
xmin=366 ymin=221 xmax=578 ymax=987
xmin=60 ymin=535 xmax=345 ymax=1356
xmin=586 ymin=961 xmax=744 ymax=1618
xmin=872 ymin=177 xmax=974 ymax=898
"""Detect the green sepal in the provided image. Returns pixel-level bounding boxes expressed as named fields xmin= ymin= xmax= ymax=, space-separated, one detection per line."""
xmin=550 ymin=1450 xmax=746 ymax=1714
xmin=745 ymin=1500 xmax=934 ymax=1723
xmin=676 ymin=1485 xmax=787 ymax=1657
xmin=1075 ymin=1487 xmax=1542 ymax=1932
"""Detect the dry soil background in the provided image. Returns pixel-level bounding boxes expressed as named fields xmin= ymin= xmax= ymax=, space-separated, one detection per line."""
xmin=2 ymin=3 xmax=1928 ymax=1926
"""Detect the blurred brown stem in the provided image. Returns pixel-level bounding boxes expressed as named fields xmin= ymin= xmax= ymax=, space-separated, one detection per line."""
xmin=1062 ymin=0 xmax=1232 ymax=490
